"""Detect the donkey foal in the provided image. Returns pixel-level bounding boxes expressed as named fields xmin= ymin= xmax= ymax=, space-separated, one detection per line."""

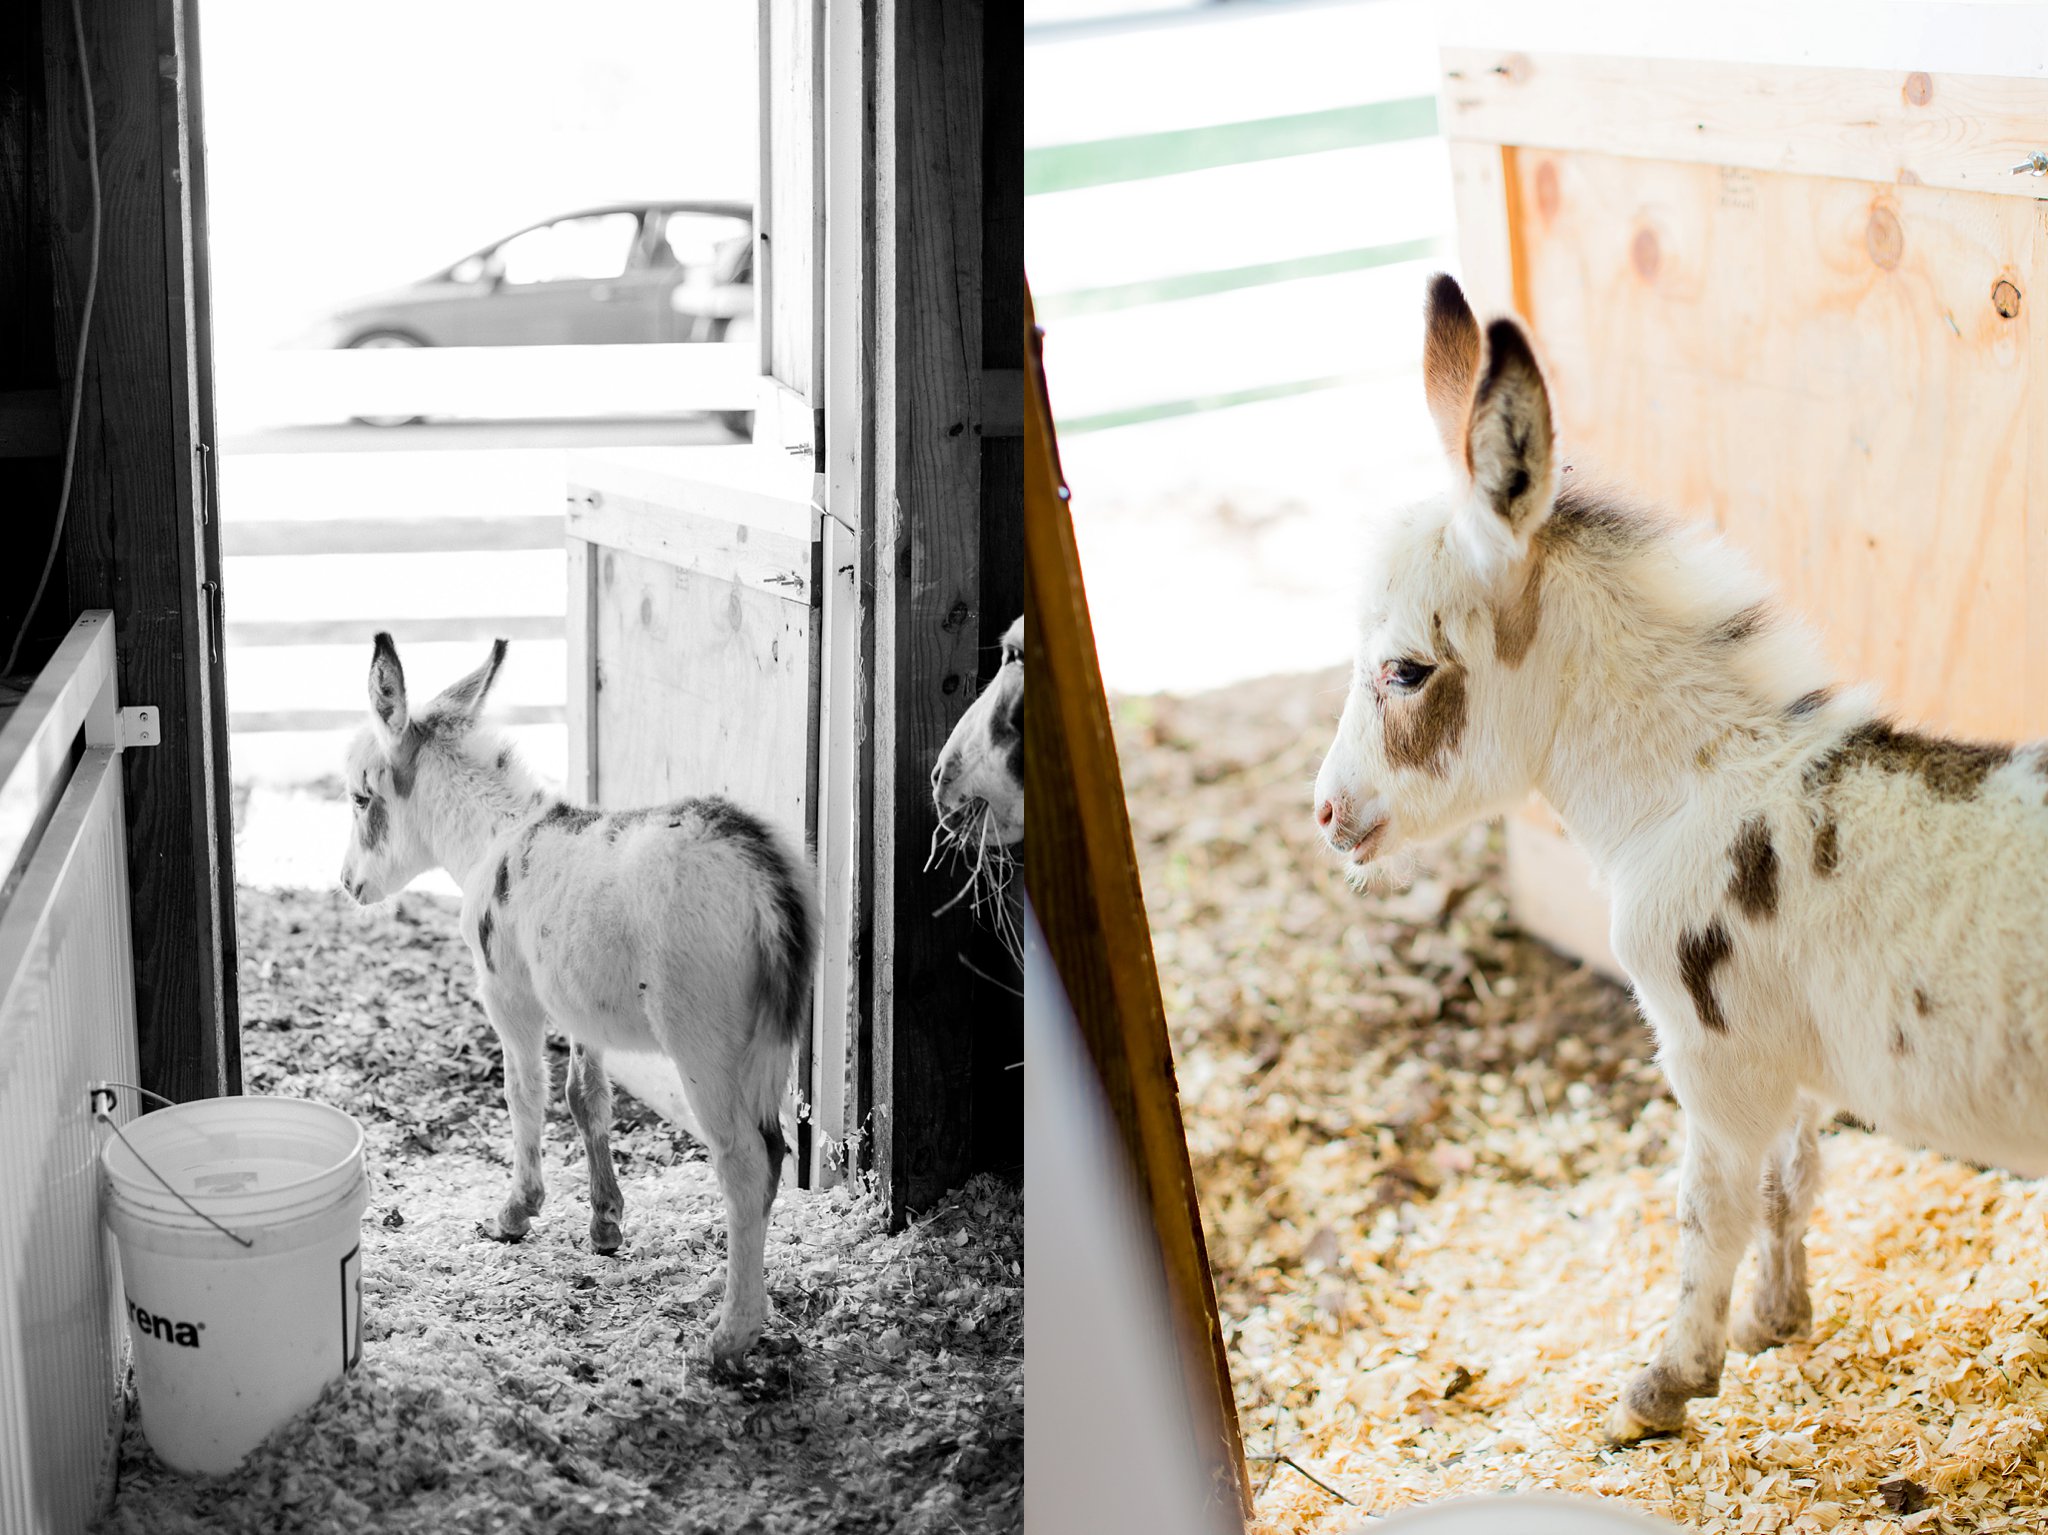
xmin=1315 ymin=275 xmax=2048 ymax=1441
xmin=339 ymin=634 xmax=816 ymax=1367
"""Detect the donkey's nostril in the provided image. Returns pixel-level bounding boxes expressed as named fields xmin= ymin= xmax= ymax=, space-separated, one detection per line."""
xmin=1316 ymin=798 xmax=1337 ymax=829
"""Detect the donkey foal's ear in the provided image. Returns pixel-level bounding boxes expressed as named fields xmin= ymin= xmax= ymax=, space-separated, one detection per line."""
xmin=368 ymin=631 xmax=410 ymax=743
xmin=422 ymin=638 xmax=509 ymax=729
xmin=1422 ymin=273 xmax=1482 ymax=465
xmin=1465 ymin=318 xmax=1556 ymax=537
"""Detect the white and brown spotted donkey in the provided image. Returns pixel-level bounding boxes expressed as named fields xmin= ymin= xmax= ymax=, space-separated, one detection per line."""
xmin=338 ymin=635 xmax=816 ymax=1367
xmin=1314 ymin=274 xmax=2048 ymax=1441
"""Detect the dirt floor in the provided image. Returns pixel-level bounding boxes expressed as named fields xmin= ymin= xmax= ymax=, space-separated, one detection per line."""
xmin=1115 ymin=669 xmax=2048 ymax=1535
xmin=98 ymin=885 xmax=1022 ymax=1535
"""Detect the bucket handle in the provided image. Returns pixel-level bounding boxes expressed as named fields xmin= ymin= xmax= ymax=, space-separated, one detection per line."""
xmin=90 ymin=1082 xmax=255 ymax=1249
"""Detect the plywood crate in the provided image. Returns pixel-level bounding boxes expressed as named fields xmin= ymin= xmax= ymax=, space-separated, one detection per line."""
xmin=1439 ymin=2 xmax=2048 ymax=977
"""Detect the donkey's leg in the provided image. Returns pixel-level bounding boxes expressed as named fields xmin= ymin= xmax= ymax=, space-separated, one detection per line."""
xmin=479 ymin=976 xmax=550 ymax=1241
xmin=664 ymin=1011 xmax=774 ymax=1368
xmin=1731 ymin=1097 xmax=1821 ymax=1352
xmin=565 ymin=1040 xmax=625 ymax=1255
xmin=699 ymin=1089 xmax=774 ymax=1368
xmin=1609 ymin=1053 xmax=1793 ymax=1442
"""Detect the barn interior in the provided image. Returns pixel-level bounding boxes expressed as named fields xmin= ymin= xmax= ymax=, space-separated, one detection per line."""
xmin=1 ymin=1 xmax=1023 ymax=1528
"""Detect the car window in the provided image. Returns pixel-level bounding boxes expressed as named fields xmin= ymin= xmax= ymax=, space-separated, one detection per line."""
xmin=496 ymin=212 xmax=641 ymax=285
xmin=658 ymin=212 xmax=752 ymax=276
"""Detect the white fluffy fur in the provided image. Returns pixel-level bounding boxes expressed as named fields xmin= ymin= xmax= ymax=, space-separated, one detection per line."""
xmin=1314 ymin=280 xmax=2048 ymax=1442
xmin=339 ymin=638 xmax=814 ymax=1367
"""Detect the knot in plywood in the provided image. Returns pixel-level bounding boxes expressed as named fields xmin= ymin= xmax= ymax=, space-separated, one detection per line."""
xmin=1903 ymin=71 xmax=1933 ymax=107
xmin=1630 ymin=226 xmax=1662 ymax=283
xmin=1865 ymin=206 xmax=1904 ymax=270
xmin=1993 ymin=279 xmax=2022 ymax=319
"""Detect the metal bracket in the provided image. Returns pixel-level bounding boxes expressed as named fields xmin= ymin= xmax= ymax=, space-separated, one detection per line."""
xmin=119 ymin=707 xmax=160 ymax=749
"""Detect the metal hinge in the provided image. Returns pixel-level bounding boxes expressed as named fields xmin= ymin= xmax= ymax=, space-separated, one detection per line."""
xmin=119 ymin=707 xmax=160 ymax=749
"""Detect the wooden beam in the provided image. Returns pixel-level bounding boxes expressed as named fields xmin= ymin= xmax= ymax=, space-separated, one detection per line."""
xmin=45 ymin=0 xmax=237 ymax=1104
xmin=869 ymin=0 xmax=997 ymax=1223
xmin=0 ymin=388 xmax=61 ymax=458
xmin=969 ymin=0 xmax=1024 ymax=1185
xmin=1441 ymin=50 xmax=2048 ymax=199
xmin=220 ymin=516 xmax=562 ymax=558
xmin=224 ymin=615 xmax=562 ymax=649
xmin=1021 ymin=295 xmax=1249 ymax=1524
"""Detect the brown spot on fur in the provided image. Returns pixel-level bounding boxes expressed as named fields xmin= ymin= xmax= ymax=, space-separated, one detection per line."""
xmin=1788 ymin=688 xmax=1831 ymax=719
xmin=1891 ymin=1022 xmax=1909 ymax=1056
xmin=1422 ymin=274 xmax=1482 ymax=462
xmin=361 ymin=797 xmax=389 ymax=851
xmin=1914 ymin=987 xmax=1931 ymax=1017
xmin=494 ymin=857 xmax=511 ymax=904
xmin=1384 ymin=664 xmax=1468 ymax=777
xmin=1542 ymin=482 xmax=1658 ymax=558
xmin=1807 ymin=720 xmax=2012 ymax=803
xmin=1813 ymin=818 xmax=1840 ymax=876
xmin=1678 ymin=919 xmax=1733 ymax=1033
xmin=1493 ymin=550 xmax=1544 ymax=667
xmin=1727 ymin=817 xmax=1778 ymax=919
xmin=1711 ymin=604 xmax=1767 ymax=645
xmin=477 ymin=908 xmax=495 ymax=973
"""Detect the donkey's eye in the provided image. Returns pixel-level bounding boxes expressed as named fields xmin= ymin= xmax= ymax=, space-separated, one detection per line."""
xmin=350 ymin=791 xmax=370 ymax=810
xmin=1386 ymin=659 xmax=1436 ymax=693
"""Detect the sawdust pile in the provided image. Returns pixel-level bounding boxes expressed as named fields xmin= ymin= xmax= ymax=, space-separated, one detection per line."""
xmin=98 ymin=886 xmax=1021 ymax=1535
xmin=1115 ymin=669 xmax=2048 ymax=1535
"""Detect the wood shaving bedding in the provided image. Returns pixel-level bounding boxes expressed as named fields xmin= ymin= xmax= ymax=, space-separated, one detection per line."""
xmin=97 ymin=884 xmax=1022 ymax=1535
xmin=1115 ymin=669 xmax=2048 ymax=1535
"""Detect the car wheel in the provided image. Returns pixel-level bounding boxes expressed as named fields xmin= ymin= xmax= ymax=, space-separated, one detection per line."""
xmin=346 ymin=331 xmax=428 ymax=426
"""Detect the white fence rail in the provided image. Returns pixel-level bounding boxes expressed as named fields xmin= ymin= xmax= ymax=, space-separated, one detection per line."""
xmin=0 ymin=612 xmax=141 ymax=1535
xmin=215 ymin=342 xmax=758 ymax=432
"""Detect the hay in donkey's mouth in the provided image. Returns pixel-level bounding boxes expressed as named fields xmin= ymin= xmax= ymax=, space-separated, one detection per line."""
xmin=1116 ymin=667 xmax=2048 ymax=1535
xmin=926 ymin=803 xmax=1022 ymax=969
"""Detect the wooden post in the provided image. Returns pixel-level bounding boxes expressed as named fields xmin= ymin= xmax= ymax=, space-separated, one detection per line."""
xmin=1022 ymin=293 xmax=1251 ymax=1521
xmin=868 ymin=0 xmax=1002 ymax=1222
xmin=42 ymin=0 xmax=238 ymax=1104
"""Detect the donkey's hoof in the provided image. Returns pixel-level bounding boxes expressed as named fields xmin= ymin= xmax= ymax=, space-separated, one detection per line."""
xmin=1604 ymin=1399 xmax=1674 ymax=1445
xmin=488 ymin=1206 xmax=534 ymax=1242
xmin=589 ymin=1216 xmax=624 ymax=1255
xmin=1731 ymin=1297 xmax=1811 ymax=1354
xmin=1606 ymin=1362 xmax=1711 ymax=1443
xmin=708 ymin=1314 xmax=764 ymax=1371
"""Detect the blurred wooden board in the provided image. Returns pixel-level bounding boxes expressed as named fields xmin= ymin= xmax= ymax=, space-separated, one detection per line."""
xmin=1509 ymin=149 xmax=2037 ymax=740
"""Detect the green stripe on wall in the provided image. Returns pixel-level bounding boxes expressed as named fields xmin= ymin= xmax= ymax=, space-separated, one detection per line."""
xmin=1035 ymin=236 xmax=1445 ymax=321
xmin=1059 ymin=373 xmax=1376 ymax=435
xmin=1025 ymin=98 xmax=1439 ymax=195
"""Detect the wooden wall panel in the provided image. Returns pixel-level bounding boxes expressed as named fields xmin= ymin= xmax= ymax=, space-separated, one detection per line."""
xmin=590 ymin=547 xmax=809 ymax=840
xmin=1509 ymin=149 xmax=2037 ymax=740
xmin=42 ymin=0 xmax=236 ymax=1104
xmin=764 ymin=0 xmax=821 ymax=406
xmin=869 ymin=0 xmax=998 ymax=1221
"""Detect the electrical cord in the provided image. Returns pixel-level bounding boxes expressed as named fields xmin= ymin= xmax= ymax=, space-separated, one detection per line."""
xmin=4 ymin=0 xmax=102 ymax=680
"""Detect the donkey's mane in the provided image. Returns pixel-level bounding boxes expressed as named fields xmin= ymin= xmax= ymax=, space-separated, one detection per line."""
xmin=416 ymin=718 xmax=545 ymax=823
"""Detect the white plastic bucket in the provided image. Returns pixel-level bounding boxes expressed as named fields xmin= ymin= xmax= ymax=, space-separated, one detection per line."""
xmin=101 ymin=1096 xmax=368 ymax=1474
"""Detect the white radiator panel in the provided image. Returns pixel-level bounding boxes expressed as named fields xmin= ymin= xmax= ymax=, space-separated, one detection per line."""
xmin=0 ymin=743 xmax=139 ymax=1535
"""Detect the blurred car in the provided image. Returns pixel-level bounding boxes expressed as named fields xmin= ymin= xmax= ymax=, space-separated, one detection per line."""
xmin=300 ymin=201 xmax=754 ymax=351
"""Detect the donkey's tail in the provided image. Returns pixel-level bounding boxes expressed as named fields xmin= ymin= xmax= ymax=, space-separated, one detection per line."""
xmin=737 ymin=816 xmax=814 ymax=1214
xmin=744 ymin=818 xmax=817 ymax=1052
